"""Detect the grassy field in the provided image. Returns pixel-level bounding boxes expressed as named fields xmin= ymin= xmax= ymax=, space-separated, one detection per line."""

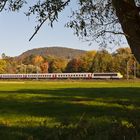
xmin=0 ymin=80 xmax=140 ymax=140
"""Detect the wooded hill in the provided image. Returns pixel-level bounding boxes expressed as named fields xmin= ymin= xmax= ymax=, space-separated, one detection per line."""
xmin=17 ymin=46 xmax=86 ymax=60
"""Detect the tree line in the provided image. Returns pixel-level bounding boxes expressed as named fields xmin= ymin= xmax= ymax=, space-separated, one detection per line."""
xmin=0 ymin=47 xmax=139 ymax=78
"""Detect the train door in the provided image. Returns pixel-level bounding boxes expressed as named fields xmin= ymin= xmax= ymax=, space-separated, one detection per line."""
xmin=88 ymin=74 xmax=92 ymax=79
xmin=52 ymin=74 xmax=56 ymax=79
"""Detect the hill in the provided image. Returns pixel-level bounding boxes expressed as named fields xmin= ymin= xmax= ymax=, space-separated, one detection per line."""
xmin=17 ymin=46 xmax=86 ymax=60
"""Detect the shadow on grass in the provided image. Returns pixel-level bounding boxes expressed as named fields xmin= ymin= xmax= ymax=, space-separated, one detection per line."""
xmin=0 ymin=121 xmax=139 ymax=140
xmin=0 ymin=87 xmax=140 ymax=139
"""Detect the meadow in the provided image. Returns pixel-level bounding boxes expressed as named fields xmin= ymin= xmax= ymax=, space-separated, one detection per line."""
xmin=0 ymin=80 xmax=140 ymax=140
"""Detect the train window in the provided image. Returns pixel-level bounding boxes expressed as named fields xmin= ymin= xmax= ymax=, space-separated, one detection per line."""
xmin=94 ymin=73 xmax=117 ymax=76
xmin=110 ymin=74 xmax=117 ymax=76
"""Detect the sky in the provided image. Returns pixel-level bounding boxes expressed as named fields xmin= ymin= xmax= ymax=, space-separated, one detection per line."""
xmin=0 ymin=1 xmax=127 ymax=57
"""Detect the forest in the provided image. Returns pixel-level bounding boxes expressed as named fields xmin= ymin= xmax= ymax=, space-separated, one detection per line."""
xmin=0 ymin=47 xmax=139 ymax=78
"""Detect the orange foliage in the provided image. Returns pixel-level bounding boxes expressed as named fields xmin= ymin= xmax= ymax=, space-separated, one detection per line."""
xmin=33 ymin=55 xmax=44 ymax=65
xmin=40 ymin=62 xmax=49 ymax=73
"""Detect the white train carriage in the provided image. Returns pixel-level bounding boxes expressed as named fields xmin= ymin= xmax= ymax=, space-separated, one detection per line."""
xmin=0 ymin=74 xmax=24 ymax=79
xmin=24 ymin=73 xmax=54 ymax=79
xmin=55 ymin=73 xmax=92 ymax=79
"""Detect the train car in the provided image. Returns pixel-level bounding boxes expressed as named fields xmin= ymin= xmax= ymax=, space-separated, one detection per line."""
xmin=92 ymin=73 xmax=123 ymax=79
xmin=55 ymin=73 xmax=92 ymax=79
xmin=0 ymin=74 xmax=24 ymax=79
xmin=26 ymin=73 xmax=54 ymax=79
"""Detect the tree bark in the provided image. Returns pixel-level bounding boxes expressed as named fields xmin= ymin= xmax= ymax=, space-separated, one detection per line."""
xmin=112 ymin=0 xmax=140 ymax=63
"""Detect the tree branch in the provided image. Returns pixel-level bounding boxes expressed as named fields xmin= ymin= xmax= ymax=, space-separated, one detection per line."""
xmin=29 ymin=17 xmax=48 ymax=41
xmin=0 ymin=0 xmax=7 ymax=12
xmin=104 ymin=30 xmax=129 ymax=37
xmin=29 ymin=0 xmax=70 ymax=41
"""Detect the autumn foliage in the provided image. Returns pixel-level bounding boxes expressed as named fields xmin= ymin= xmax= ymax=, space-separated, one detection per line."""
xmin=0 ymin=47 xmax=139 ymax=78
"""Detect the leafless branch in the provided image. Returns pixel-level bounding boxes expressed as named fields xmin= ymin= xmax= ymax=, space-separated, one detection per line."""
xmin=29 ymin=17 xmax=48 ymax=41
xmin=104 ymin=30 xmax=129 ymax=37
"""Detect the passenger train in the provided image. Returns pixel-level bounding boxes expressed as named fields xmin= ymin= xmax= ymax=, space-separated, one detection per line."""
xmin=0 ymin=73 xmax=123 ymax=79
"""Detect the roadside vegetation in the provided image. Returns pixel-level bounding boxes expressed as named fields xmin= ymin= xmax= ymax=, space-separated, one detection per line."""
xmin=0 ymin=81 xmax=140 ymax=140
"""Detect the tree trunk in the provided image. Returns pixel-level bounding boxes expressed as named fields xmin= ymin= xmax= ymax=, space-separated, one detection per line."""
xmin=112 ymin=0 xmax=140 ymax=63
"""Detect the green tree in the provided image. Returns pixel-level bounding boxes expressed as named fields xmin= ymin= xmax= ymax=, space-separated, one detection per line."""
xmin=16 ymin=64 xmax=27 ymax=73
xmin=91 ymin=50 xmax=113 ymax=72
xmin=0 ymin=0 xmax=140 ymax=62
xmin=49 ymin=58 xmax=67 ymax=73
xmin=22 ymin=54 xmax=35 ymax=65
xmin=26 ymin=64 xmax=37 ymax=73
xmin=1 ymin=53 xmax=6 ymax=59
xmin=66 ymin=58 xmax=83 ymax=72
xmin=80 ymin=51 xmax=96 ymax=72
xmin=113 ymin=47 xmax=136 ymax=77
xmin=4 ymin=57 xmax=17 ymax=73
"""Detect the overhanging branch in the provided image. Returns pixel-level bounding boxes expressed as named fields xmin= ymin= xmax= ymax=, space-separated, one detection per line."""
xmin=104 ymin=30 xmax=129 ymax=37
xmin=0 ymin=0 xmax=7 ymax=12
xmin=29 ymin=17 xmax=48 ymax=41
xmin=29 ymin=0 xmax=70 ymax=41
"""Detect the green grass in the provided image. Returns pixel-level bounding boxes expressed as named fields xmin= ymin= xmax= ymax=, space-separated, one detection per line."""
xmin=0 ymin=80 xmax=140 ymax=140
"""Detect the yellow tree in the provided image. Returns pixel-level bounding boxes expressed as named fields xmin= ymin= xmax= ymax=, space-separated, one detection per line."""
xmin=80 ymin=51 xmax=97 ymax=72
xmin=0 ymin=59 xmax=7 ymax=73
xmin=33 ymin=55 xmax=44 ymax=73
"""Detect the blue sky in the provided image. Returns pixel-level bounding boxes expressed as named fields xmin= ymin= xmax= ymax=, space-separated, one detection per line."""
xmin=0 ymin=1 xmax=127 ymax=57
